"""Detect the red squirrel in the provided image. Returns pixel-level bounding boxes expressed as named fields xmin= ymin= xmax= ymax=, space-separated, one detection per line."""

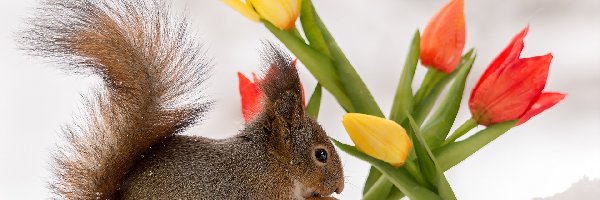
xmin=21 ymin=0 xmax=345 ymax=199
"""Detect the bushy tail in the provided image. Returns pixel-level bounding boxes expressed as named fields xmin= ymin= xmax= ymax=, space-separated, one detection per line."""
xmin=21 ymin=0 xmax=211 ymax=199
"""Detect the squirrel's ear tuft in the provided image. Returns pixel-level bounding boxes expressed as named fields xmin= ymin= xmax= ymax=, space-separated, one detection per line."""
xmin=259 ymin=42 xmax=304 ymax=123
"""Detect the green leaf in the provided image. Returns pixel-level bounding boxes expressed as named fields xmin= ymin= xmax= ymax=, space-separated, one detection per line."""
xmin=299 ymin=0 xmax=332 ymax=58
xmin=297 ymin=0 xmax=384 ymax=117
xmin=384 ymin=120 xmax=515 ymax=199
xmin=421 ymin=53 xmax=476 ymax=149
xmin=413 ymin=50 xmax=474 ymax=125
xmin=390 ymin=31 xmax=420 ymax=123
xmin=413 ymin=69 xmax=447 ymax=110
xmin=332 ymin=139 xmax=442 ymax=200
xmin=305 ymin=84 xmax=323 ymax=119
xmin=363 ymin=167 xmax=383 ymax=195
xmin=442 ymin=119 xmax=478 ymax=146
xmin=264 ymin=21 xmax=355 ymax=112
xmin=435 ymin=121 xmax=516 ymax=171
xmin=406 ymin=115 xmax=457 ymax=200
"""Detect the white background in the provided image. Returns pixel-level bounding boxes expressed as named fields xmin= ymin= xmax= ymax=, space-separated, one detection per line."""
xmin=1 ymin=0 xmax=599 ymax=199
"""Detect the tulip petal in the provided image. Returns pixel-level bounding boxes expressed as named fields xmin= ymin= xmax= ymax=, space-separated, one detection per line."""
xmin=342 ymin=113 xmax=412 ymax=167
xmin=238 ymin=72 xmax=263 ymax=122
xmin=471 ymin=27 xmax=528 ymax=98
xmin=420 ymin=0 xmax=466 ymax=73
xmin=222 ymin=0 xmax=261 ymax=22
xmin=517 ymin=92 xmax=566 ymax=125
xmin=470 ymin=53 xmax=552 ymax=125
xmin=252 ymin=0 xmax=299 ymax=30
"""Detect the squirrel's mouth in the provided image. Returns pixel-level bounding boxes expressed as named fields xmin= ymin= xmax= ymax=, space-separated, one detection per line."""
xmin=306 ymin=191 xmax=325 ymax=198
xmin=302 ymin=190 xmax=334 ymax=199
xmin=306 ymin=192 xmax=330 ymax=198
xmin=299 ymin=188 xmax=330 ymax=199
xmin=294 ymin=180 xmax=334 ymax=199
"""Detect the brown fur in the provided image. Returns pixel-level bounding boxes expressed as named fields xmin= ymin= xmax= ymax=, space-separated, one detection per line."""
xmin=122 ymin=48 xmax=344 ymax=199
xmin=22 ymin=0 xmax=210 ymax=199
xmin=22 ymin=0 xmax=344 ymax=199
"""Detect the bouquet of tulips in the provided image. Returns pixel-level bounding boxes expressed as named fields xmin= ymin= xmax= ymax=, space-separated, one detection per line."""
xmin=224 ymin=0 xmax=566 ymax=199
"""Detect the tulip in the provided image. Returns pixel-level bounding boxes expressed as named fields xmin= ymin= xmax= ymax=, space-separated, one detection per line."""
xmin=342 ymin=113 xmax=412 ymax=167
xmin=238 ymin=70 xmax=307 ymax=122
xmin=222 ymin=0 xmax=301 ymax=30
xmin=420 ymin=0 xmax=466 ymax=73
xmin=238 ymin=72 xmax=263 ymax=123
xmin=469 ymin=27 xmax=566 ymax=126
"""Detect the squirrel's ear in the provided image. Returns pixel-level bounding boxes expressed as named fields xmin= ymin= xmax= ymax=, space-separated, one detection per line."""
xmin=259 ymin=43 xmax=304 ymax=124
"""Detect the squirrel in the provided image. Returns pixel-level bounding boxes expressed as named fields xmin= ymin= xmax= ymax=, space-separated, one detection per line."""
xmin=21 ymin=0 xmax=345 ymax=199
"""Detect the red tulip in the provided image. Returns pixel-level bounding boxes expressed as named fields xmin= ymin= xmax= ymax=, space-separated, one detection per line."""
xmin=469 ymin=27 xmax=565 ymax=126
xmin=238 ymin=69 xmax=306 ymax=123
xmin=420 ymin=0 xmax=466 ymax=73
xmin=238 ymin=72 xmax=263 ymax=123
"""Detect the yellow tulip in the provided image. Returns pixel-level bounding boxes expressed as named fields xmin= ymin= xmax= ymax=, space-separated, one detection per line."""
xmin=342 ymin=113 xmax=412 ymax=168
xmin=222 ymin=0 xmax=301 ymax=30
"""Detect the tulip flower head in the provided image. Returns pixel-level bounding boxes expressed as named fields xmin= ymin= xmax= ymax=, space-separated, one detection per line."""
xmin=223 ymin=0 xmax=301 ymax=30
xmin=342 ymin=113 xmax=412 ymax=167
xmin=238 ymin=72 xmax=263 ymax=123
xmin=238 ymin=69 xmax=306 ymax=123
xmin=420 ymin=0 xmax=466 ymax=73
xmin=469 ymin=27 xmax=566 ymax=126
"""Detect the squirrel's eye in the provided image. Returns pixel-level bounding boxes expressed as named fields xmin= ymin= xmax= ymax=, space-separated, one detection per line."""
xmin=314 ymin=148 xmax=328 ymax=163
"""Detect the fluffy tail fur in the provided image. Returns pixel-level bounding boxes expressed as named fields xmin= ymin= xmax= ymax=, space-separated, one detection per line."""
xmin=21 ymin=0 xmax=211 ymax=199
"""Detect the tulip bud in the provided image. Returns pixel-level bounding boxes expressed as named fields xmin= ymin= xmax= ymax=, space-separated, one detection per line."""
xmin=342 ymin=113 xmax=412 ymax=167
xmin=420 ymin=0 xmax=466 ymax=73
xmin=223 ymin=0 xmax=301 ymax=30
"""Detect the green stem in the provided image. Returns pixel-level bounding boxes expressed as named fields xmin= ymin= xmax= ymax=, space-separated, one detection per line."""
xmin=299 ymin=0 xmax=332 ymax=58
xmin=442 ymin=119 xmax=478 ymax=146
xmin=264 ymin=22 xmax=355 ymax=112
xmin=387 ymin=188 xmax=405 ymax=200
xmin=436 ymin=121 xmax=516 ymax=170
xmin=362 ymin=167 xmax=383 ymax=195
xmin=290 ymin=27 xmax=306 ymax=42
xmin=413 ymin=50 xmax=474 ymax=125
xmin=314 ymin=17 xmax=384 ymax=117
xmin=413 ymin=68 xmax=446 ymax=107
xmin=363 ymin=176 xmax=394 ymax=200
